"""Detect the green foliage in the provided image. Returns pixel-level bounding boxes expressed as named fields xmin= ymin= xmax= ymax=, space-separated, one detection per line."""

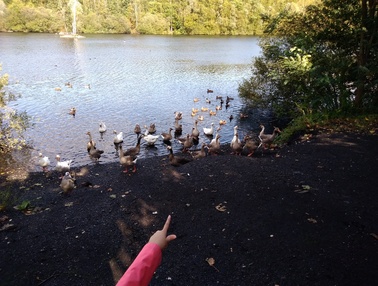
xmin=15 ymin=200 xmax=30 ymax=211
xmin=240 ymin=0 xmax=378 ymax=131
xmin=1 ymin=0 xmax=318 ymax=35
xmin=0 ymin=65 xmax=31 ymax=153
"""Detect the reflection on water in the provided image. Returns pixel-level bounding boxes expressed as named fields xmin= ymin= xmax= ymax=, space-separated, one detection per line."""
xmin=0 ymin=34 xmax=274 ymax=174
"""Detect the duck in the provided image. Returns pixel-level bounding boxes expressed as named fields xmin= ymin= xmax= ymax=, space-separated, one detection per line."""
xmin=209 ymin=110 xmax=217 ymax=116
xmin=113 ymin=130 xmax=124 ymax=144
xmin=86 ymin=131 xmax=96 ymax=153
xmin=208 ymin=134 xmax=221 ymax=155
xmin=190 ymin=142 xmax=207 ymax=159
xmin=134 ymin=124 xmax=141 ymax=135
xmin=99 ymin=122 xmax=107 ymax=134
xmin=201 ymin=107 xmax=209 ymax=112
xmin=69 ymin=107 xmax=76 ymax=116
xmin=143 ymin=133 xmax=160 ymax=146
xmin=55 ymin=155 xmax=72 ymax=173
xmin=65 ymin=82 xmax=72 ymax=88
xmin=230 ymin=132 xmax=243 ymax=155
xmin=119 ymin=145 xmax=137 ymax=173
xmin=215 ymin=105 xmax=222 ymax=111
xmin=167 ymin=146 xmax=192 ymax=167
xmin=230 ymin=126 xmax=240 ymax=147
xmin=161 ymin=128 xmax=173 ymax=142
xmin=240 ymin=113 xmax=249 ymax=119
xmin=176 ymin=134 xmax=193 ymax=152
xmin=193 ymin=97 xmax=200 ymax=102
xmin=219 ymin=120 xmax=227 ymax=125
xmin=60 ymin=172 xmax=76 ymax=195
xmin=174 ymin=111 xmax=183 ymax=120
xmin=203 ymin=123 xmax=215 ymax=136
xmin=88 ymin=141 xmax=104 ymax=161
xmin=205 ymin=98 xmax=211 ymax=104
xmin=229 ymin=114 xmax=234 ymax=121
xmin=123 ymin=135 xmax=142 ymax=157
xmin=207 ymin=89 xmax=214 ymax=93
xmin=258 ymin=125 xmax=282 ymax=149
xmin=174 ymin=119 xmax=183 ymax=136
xmin=197 ymin=115 xmax=204 ymax=121
xmin=243 ymin=135 xmax=259 ymax=157
xmin=55 ymin=87 xmax=62 ymax=91
xmin=191 ymin=120 xmax=200 ymax=139
xmin=85 ymin=84 xmax=91 ymax=89
xmin=148 ymin=123 xmax=156 ymax=134
xmin=38 ymin=153 xmax=50 ymax=172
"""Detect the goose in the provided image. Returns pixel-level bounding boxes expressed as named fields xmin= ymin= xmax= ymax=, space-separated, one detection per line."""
xmin=190 ymin=142 xmax=207 ymax=159
xmin=167 ymin=146 xmax=192 ymax=167
xmin=123 ymin=135 xmax=142 ymax=157
xmin=60 ymin=171 xmax=76 ymax=195
xmin=99 ymin=122 xmax=107 ymax=134
xmin=148 ymin=123 xmax=156 ymax=134
xmin=176 ymin=134 xmax=193 ymax=152
xmin=174 ymin=111 xmax=183 ymax=120
xmin=55 ymin=155 xmax=72 ymax=173
xmin=143 ymin=133 xmax=160 ymax=146
xmin=119 ymin=145 xmax=137 ymax=173
xmin=134 ymin=124 xmax=141 ymax=135
xmin=203 ymin=123 xmax=215 ymax=136
xmin=226 ymin=96 xmax=234 ymax=101
xmin=258 ymin=126 xmax=281 ymax=149
xmin=113 ymin=130 xmax=124 ymax=144
xmin=243 ymin=135 xmax=259 ymax=157
xmin=69 ymin=107 xmax=76 ymax=116
xmin=38 ymin=153 xmax=50 ymax=172
xmin=230 ymin=126 xmax=241 ymax=148
xmin=86 ymin=131 xmax=96 ymax=153
xmin=230 ymin=132 xmax=243 ymax=155
xmin=208 ymin=134 xmax=221 ymax=155
xmin=88 ymin=142 xmax=104 ymax=161
xmin=191 ymin=120 xmax=200 ymax=139
xmin=161 ymin=128 xmax=173 ymax=142
xmin=174 ymin=119 xmax=183 ymax=136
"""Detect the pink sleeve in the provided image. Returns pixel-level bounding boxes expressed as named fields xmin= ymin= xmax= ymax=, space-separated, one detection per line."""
xmin=116 ymin=242 xmax=162 ymax=286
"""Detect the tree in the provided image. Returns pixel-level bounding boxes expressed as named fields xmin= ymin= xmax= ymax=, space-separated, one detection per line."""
xmin=239 ymin=0 xmax=378 ymax=118
xmin=0 ymin=65 xmax=31 ymax=153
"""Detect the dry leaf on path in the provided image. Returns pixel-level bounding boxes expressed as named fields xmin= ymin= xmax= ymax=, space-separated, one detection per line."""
xmin=307 ymin=218 xmax=317 ymax=224
xmin=215 ymin=203 xmax=227 ymax=212
xmin=206 ymin=257 xmax=220 ymax=272
xmin=370 ymin=233 xmax=378 ymax=240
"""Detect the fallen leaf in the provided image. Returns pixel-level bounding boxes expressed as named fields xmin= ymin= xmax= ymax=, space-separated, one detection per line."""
xmin=65 ymin=202 xmax=74 ymax=207
xmin=307 ymin=218 xmax=317 ymax=224
xmin=215 ymin=203 xmax=226 ymax=212
xmin=206 ymin=257 xmax=220 ymax=272
xmin=109 ymin=194 xmax=117 ymax=199
xmin=370 ymin=233 xmax=378 ymax=240
xmin=92 ymin=185 xmax=101 ymax=189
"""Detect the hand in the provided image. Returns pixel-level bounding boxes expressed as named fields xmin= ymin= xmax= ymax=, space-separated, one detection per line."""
xmin=149 ymin=215 xmax=176 ymax=250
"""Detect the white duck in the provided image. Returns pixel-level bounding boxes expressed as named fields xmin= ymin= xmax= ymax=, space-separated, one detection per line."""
xmin=203 ymin=123 xmax=215 ymax=136
xmin=113 ymin=130 xmax=124 ymax=144
xmin=230 ymin=125 xmax=240 ymax=147
xmin=38 ymin=153 xmax=50 ymax=172
xmin=55 ymin=155 xmax=72 ymax=173
xmin=143 ymin=134 xmax=160 ymax=146
xmin=99 ymin=122 xmax=107 ymax=134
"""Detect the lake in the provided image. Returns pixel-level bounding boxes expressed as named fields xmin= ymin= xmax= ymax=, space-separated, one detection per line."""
xmin=0 ymin=33 xmax=267 ymax=173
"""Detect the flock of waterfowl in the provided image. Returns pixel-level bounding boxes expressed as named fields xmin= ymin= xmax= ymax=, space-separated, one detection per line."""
xmin=37 ymin=88 xmax=282 ymax=195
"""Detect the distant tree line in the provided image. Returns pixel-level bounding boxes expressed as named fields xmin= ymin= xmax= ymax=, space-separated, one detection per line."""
xmin=0 ymin=0 xmax=316 ymax=35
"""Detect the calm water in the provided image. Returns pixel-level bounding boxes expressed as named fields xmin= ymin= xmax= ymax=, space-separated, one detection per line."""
xmin=0 ymin=33 xmax=266 ymax=172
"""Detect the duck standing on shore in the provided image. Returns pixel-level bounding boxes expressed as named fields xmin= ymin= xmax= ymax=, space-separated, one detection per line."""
xmin=38 ymin=153 xmax=50 ymax=172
